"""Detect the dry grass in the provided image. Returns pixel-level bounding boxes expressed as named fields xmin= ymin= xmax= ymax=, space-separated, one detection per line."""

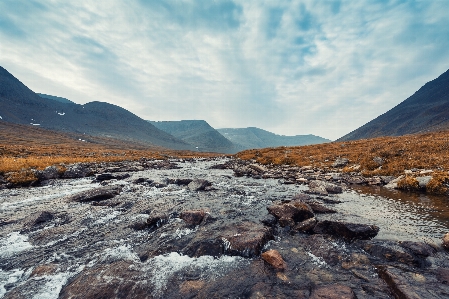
xmin=0 ymin=121 xmax=221 ymax=185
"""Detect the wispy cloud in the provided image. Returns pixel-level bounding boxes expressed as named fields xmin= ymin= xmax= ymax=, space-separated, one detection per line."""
xmin=1 ymin=0 xmax=448 ymax=140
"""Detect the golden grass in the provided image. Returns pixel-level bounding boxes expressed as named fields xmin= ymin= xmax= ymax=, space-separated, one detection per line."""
xmin=0 ymin=121 xmax=221 ymax=185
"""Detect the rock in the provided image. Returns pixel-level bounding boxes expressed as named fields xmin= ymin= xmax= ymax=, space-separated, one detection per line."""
xmin=313 ymin=220 xmax=379 ymax=240
xmin=377 ymin=266 xmax=421 ymax=299
xmin=35 ymin=166 xmax=60 ymax=180
xmin=436 ymin=268 xmax=449 ymax=284
xmin=166 ymin=178 xmax=193 ymax=185
xmin=360 ymin=240 xmax=425 ymax=267
xmin=384 ymin=175 xmax=404 ymax=189
xmin=221 ymin=222 xmax=274 ymax=257
xmin=261 ymin=249 xmax=286 ymax=270
xmin=308 ymin=202 xmax=337 ymax=214
xmin=32 ymin=211 xmax=54 ymax=226
xmin=95 ymin=173 xmax=130 ymax=181
xmin=373 ymin=156 xmax=384 ymax=165
xmin=146 ymin=212 xmax=168 ymax=228
xmin=416 ymin=176 xmax=432 ymax=189
xmin=443 ymin=233 xmax=449 ymax=250
xmin=380 ymin=176 xmax=396 ymax=184
xmin=310 ymin=284 xmax=356 ymax=299
xmin=260 ymin=214 xmax=277 ymax=227
xmin=292 ymin=217 xmax=317 ymax=233
xmin=399 ymin=241 xmax=436 ymax=257
xmin=188 ymin=179 xmax=212 ymax=191
xmin=332 ymin=157 xmax=349 ymax=168
xmin=267 ymin=202 xmax=314 ymax=227
xmin=308 ymin=180 xmax=342 ymax=195
xmin=344 ymin=176 xmax=366 ymax=185
xmin=249 ymin=164 xmax=267 ymax=173
xmin=180 ymin=209 xmax=206 ymax=226
xmin=66 ymin=185 xmax=122 ymax=202
xmin=367 ymin=176 xmax=382 ymax=185
xmin=62 ymin=163 xmax=92 ymax=178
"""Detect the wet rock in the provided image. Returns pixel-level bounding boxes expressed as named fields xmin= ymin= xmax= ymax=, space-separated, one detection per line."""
xmin=180 ymin=209 xmax=206 ymax=226
xmin=188 ymin=179 xmax=212 ymax=191
xmin=308 ymin=180 xmax=343 ymax=195
xmin=62 ymin=163 xmax=92 ymax=179
xmin=133 ymin=177 xmax=153 ymax=184
xmin=360 ymin=241 xmax=422 ymax=267
xmin=341 ymin=253 xmax=371 ymax=270
xmin=436 ymin=268 xmax=449 ymax=284
xmin=166 ymin=178 xmax=193 ymax=185
xmin=30 ymin=264 xmax=58 ymax=277
xmin=249 ymin=164 xmax=267 ymax=173
xmin=182 ymin=237 xmax=225 ymax=258
xmin=377 ymin=266 xmax=421 ymax=299
xmin=66 ymin=185 xmax=122 ymax=202
xmin=332 ymin=157 xmax=349 ymax=168
xmin=261 ymin=214 xmax=278 ymax=227
xmin=308 ymin=202 xmax=337 ymax=214
xmin=399 ymin=241 xmax=436 ymax=257
xmin=261 ymin=249 xmax=286 ymax=270
xmin=292 ymin=217 xmax=317 ymax=233
xmin=59 ymin=261 xmax=151 ymax=299
xmin=146 ymin=212 xmax=169 ymax=228
xmin=221 ymin=222 xmax=274 ymax=257
xmin=267 ymin=202 xmax=314 ymax=227
xmin=310 ymin=284 xmax=356 ymax=299
xmin=95 ymin=172 xmax=130 ymax=181
xmin=149 ymin=182 xmax=167 ymax=188
xmin=384 ymin=175 xmax=404 ymax=189
xmin=31 ymin=211 xmax=54 ymax=226
xmin=313 ymin=220 xmax=379 ymax=240
xmin=443 ymin=233 xmax=449 ymax=250
xmin=35 ymin=166 xmax=60 ymax=181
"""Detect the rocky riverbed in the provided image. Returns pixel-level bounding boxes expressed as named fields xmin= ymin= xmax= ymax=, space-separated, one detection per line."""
xmin=1 ymin=157 xmax=449 ymax=298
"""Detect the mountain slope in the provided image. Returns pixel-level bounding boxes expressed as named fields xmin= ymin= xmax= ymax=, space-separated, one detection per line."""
xmin=149 ymin=120 xmax=239 ymax=153
xmin=217 ymin=127 xmax=330 ymax=150
xmin=0 ymin=66 xmax=192 ymax=150
xmin=37 ymin=93 xmax=75 ymax=104
xmin=339 ymin=68 xmax=449 ymax=141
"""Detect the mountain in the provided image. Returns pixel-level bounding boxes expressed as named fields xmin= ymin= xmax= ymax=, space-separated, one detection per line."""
xmin=217 ymin=127 xmax=331 ymax=150
xmin=339 ymin=68 xmax=449 ymax=141
xmin=37 ymin=93 xmax=75 ymax=104
xmin=149 ymin=120 xmax=239 ymax=153
xmin=0 ymin=66 xmax=192 ymax=150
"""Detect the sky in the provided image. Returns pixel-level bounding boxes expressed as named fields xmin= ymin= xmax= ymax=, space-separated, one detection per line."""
xmin=1 ymin=0 xmax=449 ymax=140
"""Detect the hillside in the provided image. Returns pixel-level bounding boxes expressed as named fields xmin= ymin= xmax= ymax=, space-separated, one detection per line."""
xmin=0 ymin=66 xmax=192 ymax=150
xmin=37 ymin=93 xmax=75 ymax=104
xmin=339 ymin=68 xmax=449 ymax=141
xmin=149 ymin=120 xmax=239 ymax=153
xmin=217 ymin=127 xmax=330 ymax=150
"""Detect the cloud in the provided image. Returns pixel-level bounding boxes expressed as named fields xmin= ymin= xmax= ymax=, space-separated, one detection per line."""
xmin=1 ymin=0 xmax=449 ymax=140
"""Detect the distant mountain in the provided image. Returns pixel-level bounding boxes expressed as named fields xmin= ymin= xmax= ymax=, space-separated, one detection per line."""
xmin=0 ymin=66 xmax=192 ymax=150
xmin=217 ymin=127 xmax=330 ymax=150
xmin=149 ymin=120 xmax=239 ymax=153
xmin=339 ymin=68 xmax=449 ymax=141
xmin=37 ymin=93 xmax=75 ymax=104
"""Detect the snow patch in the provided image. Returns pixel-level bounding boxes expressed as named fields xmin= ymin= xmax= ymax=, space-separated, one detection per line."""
xmin=145 ymin=252 xmax=248 ymax=296
xmin=0 ymin=116 xmax=2 ymax=119
xmin=30 ymin=123 xmax=41 ymax=126
xmin=57 ymin=112 xmax=65 ymax=116
xmin=0 ymin=232 xmax=33 ymax=258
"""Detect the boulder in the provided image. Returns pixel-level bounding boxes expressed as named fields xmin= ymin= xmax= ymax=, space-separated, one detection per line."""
xmin=384 ymin=175 xmax=404 ymax=189
xmin=188 ymin=179 xmax=212 ymax=191
xmin=32 ymin=211 xmax=54 ymax=226
xmin=377 ymin=266 xmax=421 ymax=299
xmin=332 ymin=158 xmax=349 ymax=168
xmin=399 ymin=241 xmax=436 ymax=257
xmin=310 ymin=284 xmax=356 ymax=299
xmin=95 ymin=173 xmax=130 ymax=182
xmin=313 ymin=220 xmax=379 ymax=240
xmin=361 ymin=241 xmax=420 ymax=266
xmin=66 ymin=185 xmax=122 ymax=202
xmin=443 ymin=233 xmax=449 ymax=250
xmin=261 ymin=249 xmax=286 ymax=270
xmin=309 ymin=180 xmax=342 ymax=194
xmin=308 ymin=202 xmax=337 ymax=214
xmin=180 ymin=210 xmax=206 ymax=226
xmin=146 ymin=212 xmax=168 ymax=228
xmin=35 ymin=166 xmax=60 ymax=180
xmin=221 ymin=222 xmax=274 ymax=257
xmin=292 ymin=217 xmax=317 ymax=233
xmin=62 ymin=163 xmax=92 ymax=179
xmin=267 ymin=202 xmax=314 ymax=227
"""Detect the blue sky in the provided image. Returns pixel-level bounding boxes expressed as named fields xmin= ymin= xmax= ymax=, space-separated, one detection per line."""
xmin=1 ymin=0 xmax=448 ymax=140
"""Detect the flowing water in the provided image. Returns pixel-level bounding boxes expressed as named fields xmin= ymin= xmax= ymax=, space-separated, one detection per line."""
xmin=0 ymin=158 xmax=448 ymax=298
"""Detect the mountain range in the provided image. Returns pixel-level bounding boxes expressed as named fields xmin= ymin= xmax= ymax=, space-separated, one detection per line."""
xmin=339 ymin=68 xmax=449 ymax=141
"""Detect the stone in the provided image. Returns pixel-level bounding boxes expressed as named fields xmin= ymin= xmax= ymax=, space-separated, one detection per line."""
xmin=292 ymin=217 xmax=317 ymax=233
xmin=416 ymin=176 xmax=432 ymax=189
xmin=35 ymin=166 xmax=60 ymax=180
xmin=66 ymin=185 xmax=122 ymax=202
xmin=308 ymin=202 xmax=337 ymax=214
xmin=443 ymin=233 xmax=449 ymax=250
xmin=361 ymin=241 xmax=421 ymax=267
xmin=267 ymin=202 xmax=314 ymax=227
xmin=313 ymin=220 xmax=379 ymax=240
xmin=310 ymin=284 xmax=356 ymax=299
xmin=377 ymin=266 xmax=421 ymax=299
xmin=188 ymin=179 xmax=212 ymax=191
xmin=384 ymin=175 xmax=404 ymax=189
xmin=399 ymin=241 xmax=435 ymax=257
xmin=221 ymin=222 xmax=274 ymax=257
xmin=261 ymin=249 xmax=286 ymax=270
xmin=373 ymin=156 xmax=384 ymax=165
xmin=95 ymin=173 xmax=130 ymax=181
xmin=32 ymin=211 xmax=54 ymax=226
xmin=62 ymin=163 xmax=92 ymax=179
xmin=309 ymin=180 xmax=342 ymax=194
xmin=436 ymin=268 xmax=449 ymax=284
xmin=249 ymin=164 xmax=267 ymax=173
xmin=146 ymin=212 xmax=168 ymax=228
xmin=332 ymin=158 xmax=349 ymax=168
xmin=180 ymin=209 xmax=206 ymax=226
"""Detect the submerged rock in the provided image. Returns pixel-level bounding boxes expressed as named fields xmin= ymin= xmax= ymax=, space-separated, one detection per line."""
xmin=310 ymin=284 xmax=356 ymax=299
xmin=66 ymin=185 xmax=122 ymax=202
xmin=267 ymin=201 xmax=314 ymax=227
xmin=313 ymin=220 xmax=379 ymax=240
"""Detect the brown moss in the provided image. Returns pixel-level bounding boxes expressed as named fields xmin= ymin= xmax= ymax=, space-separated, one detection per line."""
xmin=426 ymin=173 xmax=449 ymax=195
xmin=6 ymin=169 xmax=37 ymax=186
xmin=396 ymin=176 xmax=420 ymax=191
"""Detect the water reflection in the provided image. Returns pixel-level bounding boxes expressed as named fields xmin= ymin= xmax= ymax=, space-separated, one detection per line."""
xmin=323 ymin=185 xmax=449 ymax=245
